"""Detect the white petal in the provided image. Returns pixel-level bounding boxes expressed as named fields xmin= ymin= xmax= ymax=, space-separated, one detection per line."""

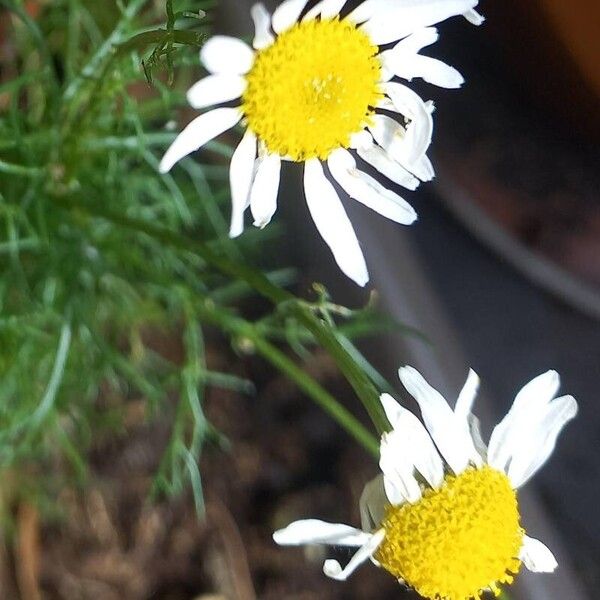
xmin=229 ymin=130 xmax=257 ymax=237
xmin=410 ymin=56 xmax=464 ymax=89
xmin=369 ymin=115 xmax=410 ymax=162
xmin=380 ymin=393 xmax=444 ymax=488
xmin=513 ymin=370 xmax=561 ymax=411
xmin=272 ymin=0 xmax=309 ymax=34
xmin=360 ymin=475 xmax=387 ymax=531
xmin=349 ymin=130 xmax=373 ymax=150
xmin=379 ymin=392 xmax=405 ymax=428
xmin=304 ymin=0 xmax=348 ymax=20
xmin=159 ymin=108 xmax=241 ymax=173
xmin=411 ymin=153 xmax=435 ymax=181
xmin=250 ymin=153 xmax=281 ymax=228
xmin=383 ymin=82 xmax=433 ymax=162
xmin=200 ymin=36 xmax=255 ymax=75
xmin=369 ymin=114 xmax=431 ymax=179
xmin=186 ymin=75 xmax=247 ymax=109
xmin=357 ymin=0 xmax=478 ymax=45
xmin=394 ymin=26 xmax=439 ymax=53
xmin=251 ymin=3 xmax=275 ymax=49
xmin=380 ymin=431 xmax=422 ymax=504
xmin=328 ymin=149 xmax=417 ymax=224
xmin=303 ymin=159 xmax=369 ymax=286
xmin=398 ymin=366 xmax=481 ymax=473
xmin=347 ymin=0 xmax=387 ymax=24
xmin=323 ymin=530 xmax=385 ymax=581
xmin=463 ymin=8 xmax=485 ymax=25
xmin=520 ymin=536 xmax=558 ymax=573
xmin=354 ymin=136 xmax=420 ymax=190
xmin=273 ymin=519 xmax=371 ymax=547
xmin=507 ymin=395 xmax=577 ymax=488
xmin=468 ymin=414 xmax=488 ymax=460
xmin=455 ymin=369 xmax=480 ymax=421
xmin=488 ymin=370 xmax=561 ymax=473
xmin=382 ymin=50 xmax=464 ymax=88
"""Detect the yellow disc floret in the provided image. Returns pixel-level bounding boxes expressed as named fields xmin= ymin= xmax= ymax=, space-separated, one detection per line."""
xmin=242 ymin=18 xmax=383 ymax=161
xmin=375 ymin=466 xmax=524 ymax=600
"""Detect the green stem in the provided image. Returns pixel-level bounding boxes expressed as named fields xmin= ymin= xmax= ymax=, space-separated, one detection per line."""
xmin=117 ymin=28 xmax=205 ymax=53
xmin=51 ymin=193 xmax=388 ymax=437
xmin=0 ymin=159 xmax=44 ymax=178
xmin=194 ymin=299 xmax=379 ymax=457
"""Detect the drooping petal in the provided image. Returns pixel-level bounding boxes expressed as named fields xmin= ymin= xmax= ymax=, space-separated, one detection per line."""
xmin=303 ymin=158 xmax=369 ymax=286
xmin=272 ymin=0 xmax=309 ymax=34
xmin=356 ymin=0 xmax=479 ymax=45
xmin=519 ymin=536 xmax=558 ymax=573
xmin=380 ymin=431 xmax=422 ymax=504
xmin=304 ymin=0 xmax=348 ymax=20
xmin=398 ymin=366 xmax=481 ymax=473
xmin=251 ymin=3 xmax=275 ymax=49
xmin=229 ymin=130 xmax=257 ymax=237
xmin=323 ymin=530 xmax=385 ymax=581
xmin=159 ymin=108 xmax=242 ymax=173
xmin=380 ymin=394 xmax=445 ymax=488
xmin=186 ymin=74 xmax=247 ymax=109
xmin=488 ymin=370 xmax=561 ymax=473
xmin=359 ymin=474 xmax=387 ymax=531
xmin=411 ymin=153 xmax=435 ymax=181
xmin=200 ymin=36 xmax=255 ymax=75
xmin=352 ymin=134 xmax=420 ymax=190
xmin=250 ymin=153 xmax=281 ymax=228
xmin=507 ymin=395 xmax=578 ymax=488
xmin=328 ymin=149 xmax=417 ymax=224
xmin=273 ymin=519 xmax=372 ymax=547
xmin=383 ymin=82 xmax=433 ymax=163
xmin=369 ymin=114 xmax=432 ymax=179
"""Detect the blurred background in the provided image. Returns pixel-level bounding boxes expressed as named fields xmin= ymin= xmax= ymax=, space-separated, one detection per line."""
xmin=0 ymin=0 xmax=598 ymax=598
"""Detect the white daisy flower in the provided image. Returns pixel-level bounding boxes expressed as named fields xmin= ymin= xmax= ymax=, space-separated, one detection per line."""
xmin=274 ymin=366 xmax=578 ymax=600
xmin=159 ymin=0 xmax=484 ymax=286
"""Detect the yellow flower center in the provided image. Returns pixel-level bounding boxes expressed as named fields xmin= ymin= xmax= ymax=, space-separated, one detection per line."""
xmin=375 ymin=466 xmax=524 ymax=600
xmin=242 ymin=18 xmax=383 ymax=162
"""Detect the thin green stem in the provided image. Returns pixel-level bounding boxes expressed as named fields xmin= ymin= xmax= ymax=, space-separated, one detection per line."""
xmin=117 ymin=28 xmax=205 ymax=53
xmin=30 ymin=321 xmax=72 ymax=427
xmin=194 ymin=299 xmax=379 ymax=457
xmin=252 ymin=335 xmax=379 ymax=456
xmin=0 ymin=159 xmax=44 ymax=178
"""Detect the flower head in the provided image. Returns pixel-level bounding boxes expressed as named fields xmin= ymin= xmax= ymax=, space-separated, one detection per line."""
xmin=159 ymin=0 xmax=483 ymax=285
xmin=274 ymin=367 xmax=577 ymax=600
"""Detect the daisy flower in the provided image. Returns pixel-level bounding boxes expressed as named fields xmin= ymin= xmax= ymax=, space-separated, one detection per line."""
xmin=159 ymin=0 xmax=484 ymax=286
xmin=274 ymin=366 xmax=578 ymax=600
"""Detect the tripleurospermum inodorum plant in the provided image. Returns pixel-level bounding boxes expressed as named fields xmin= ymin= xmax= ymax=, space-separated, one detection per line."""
xmin=0 ymin=0 xmax=387 ymax=509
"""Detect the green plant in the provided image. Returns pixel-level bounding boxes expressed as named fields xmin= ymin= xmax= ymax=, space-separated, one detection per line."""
xmin=0 ymin=0 xmax=396 ymax=511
